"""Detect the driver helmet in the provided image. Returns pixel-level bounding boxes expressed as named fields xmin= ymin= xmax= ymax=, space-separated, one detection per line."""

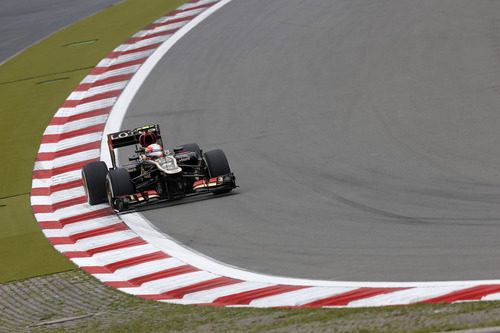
xmin=145 ymin=143 xmax=164 ymax=159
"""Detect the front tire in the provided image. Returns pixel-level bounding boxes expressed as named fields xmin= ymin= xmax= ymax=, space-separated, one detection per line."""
xmin=106 ymin=168 xmax=134 ymax=211
xmin=204 ymin=149 xmax=231 ymax=178
xmin=204 ymin=149 xmax=232 ymax=194
xmin=81 ymin=161 xmax=108 ymax=205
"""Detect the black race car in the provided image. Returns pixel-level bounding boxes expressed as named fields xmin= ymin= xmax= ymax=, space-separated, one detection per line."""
xmin=81 ymin=124 xmax=236 ymax=212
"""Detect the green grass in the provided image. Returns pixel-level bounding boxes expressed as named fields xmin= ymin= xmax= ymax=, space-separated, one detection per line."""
xmin=0 ymin=0 xmax=186 ymax=283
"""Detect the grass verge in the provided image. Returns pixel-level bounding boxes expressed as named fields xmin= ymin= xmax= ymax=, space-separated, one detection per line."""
xmin=0 ymin=0 xmax=186 ymax=283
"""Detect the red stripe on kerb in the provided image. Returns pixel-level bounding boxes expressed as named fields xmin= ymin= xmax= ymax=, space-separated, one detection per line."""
xmin=130 ymin=265 xmax=198 ymax=285
xmin=32 ymin=158 xmax=99 ymax=179
xmin=421 ymin=285 xmax=500 ymax=304
xmin=91 ymin=57 xmax=147 ymax=75
xmin=139 ymin=277 xmax=241 ymax=300
xmin=74 ymin=73 xmax=134 ymax=91
xmin=63 ymin=238 xmax=147 ymax=259
xmin=300 ymin=288 xmax=408 ymax=307
xmin=107 ymin=42 xmax=162 ymax=58
xmin=32 ymin=205 xmax=54 ymax=214
xmin=41 ymin=123 xmax=105 ymax=144
xmin=62 ymin=89 xmax=122 ymax=108
xmin=82 ymin=266 xmax=110 ymax=274
xmin=31 ymin=179 xmax=84 ymax=196
xmin=106 ymin=265 xmax=199 ymax=288
xmin=70 ymin=223 xmax=128 ymax=242
xmin=53 ymin=196 xmax=87 ymax=210
xmin=63 ymin=251 xmax=91 ymax=258
xmin=32 ymin=196 xmax=87 ymax=213
xmin=167 ymin=2 xmax=214 ymax=17
xmin=48 ymin=237 xmax=74 ymax=245
xmin=145 ymin=14 xmax=197 ymax=31
xmin=87 ymin=237 xmax=147 ymax=256
xmin=49 ymin=107 xmax=111 ymax=125
xmin=126 ymin=29 xmax=178 ymax=45
xmin=59 ymin=207 xmax=113 ymax=226
xmin=106 ymin=251 xmax=170 ymax=273
xmin=39 ymin=221 xmax=62 ymax=229
xmin=212 ymin=285 xmax=308 ymax=306
xmin=36 ymin=141 xmax=101 ymax=161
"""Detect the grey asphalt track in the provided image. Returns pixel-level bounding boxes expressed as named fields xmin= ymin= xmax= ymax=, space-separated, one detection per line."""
xmin=124 ymin=0 xmax=499 ymax=282
xmin=0 ymin=0 xmax=123 ymax=64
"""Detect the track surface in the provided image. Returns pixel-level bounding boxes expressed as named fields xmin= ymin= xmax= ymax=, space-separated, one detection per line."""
xmin=0 ymin=0 xmax=122 ymax=64
xmin=122 ymin=0 xmax=500 ymax=282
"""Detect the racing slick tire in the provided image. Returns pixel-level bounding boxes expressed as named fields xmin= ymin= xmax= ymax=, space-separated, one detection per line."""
xmin=204 ymin=149 xmax=233 ymax=194
xmin=106 ymin=168 xmax=134 ymax=212
xmin=205 ymin=149 xmax=231 ymax=177
xmin=81 ymin=161 xmax=108 ymax=205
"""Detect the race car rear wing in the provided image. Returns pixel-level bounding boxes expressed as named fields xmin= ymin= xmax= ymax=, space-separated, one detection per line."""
xmin=107 ymin=124 xmax=164 ymax=168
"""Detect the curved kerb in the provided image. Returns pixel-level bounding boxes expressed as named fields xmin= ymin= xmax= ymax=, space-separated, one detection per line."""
xmin=30 ymin=0 xmax=500 ymax=307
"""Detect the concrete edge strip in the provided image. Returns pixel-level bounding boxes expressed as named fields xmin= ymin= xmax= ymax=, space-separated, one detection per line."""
xmin=29 ymin=0 xmax=500 ymax=308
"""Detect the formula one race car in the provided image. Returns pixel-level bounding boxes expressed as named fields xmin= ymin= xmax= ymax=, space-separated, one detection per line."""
xmin=81 ymin=124 xmax=236 ymax=212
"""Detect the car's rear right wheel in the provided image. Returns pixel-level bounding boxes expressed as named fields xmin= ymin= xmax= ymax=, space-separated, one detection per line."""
xmin=178 ymin=142 xmax=201 ymax=158
xmin=81 ymin=161 xmax=108 ymax=205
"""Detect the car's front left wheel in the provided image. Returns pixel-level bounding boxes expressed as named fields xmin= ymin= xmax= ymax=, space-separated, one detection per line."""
xmin=106 ymin=168 xmax=134 ymax=212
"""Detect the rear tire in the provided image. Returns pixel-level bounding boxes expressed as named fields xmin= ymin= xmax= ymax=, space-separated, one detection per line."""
xmin=81 ymin=161 xmax=108 ymax=205
xmin=179 ymin=142 xmax=201 ymax=158
xmin=106 ymin=168 xmax=134 ymax=211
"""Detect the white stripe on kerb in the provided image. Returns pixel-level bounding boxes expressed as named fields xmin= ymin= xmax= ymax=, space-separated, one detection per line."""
xmin=41 ymin=218 xmax=120 ymax=237
xmin=44 ymin=115 xmax=108 ymax=135
xmin=81 ymin=66 xmax=140 ymax=84
xmin=34 ymin=149 xmax=100 ymax=171
xmin=346 ymin=286 xmax=469 ymax=307
xmin=119 ymin=271 xmax=218 ymax=295
xmin=72 ymin=230 xmax=139 ymax=250
xmin=91 ymin=244 xmax=158 ymax=264
xmin=114 ymin=35 xmax=171 ymax=52
xmin=98 ymin=50 xmax=153 ymax=68
xmin=37 ymin=133 xmax=103 ymax=153
xmin=249 ymin=286 xmax=357 ymax=308
xmin=483 ymin=292 xmax=500 ymax=301
xmin=111 ymin=258 xmax=185 ymax=281
xmin=31 ymin=170 xmax=81 ymax=188
xmin=67 ymin=81 xmax=128 ymax=101
xmin=181 ymin=281 xmax=272 ymax=304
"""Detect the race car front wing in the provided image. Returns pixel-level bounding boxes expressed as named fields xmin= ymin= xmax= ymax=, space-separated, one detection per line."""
xmin=113 ymin=173 xmax=236 ymax=212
